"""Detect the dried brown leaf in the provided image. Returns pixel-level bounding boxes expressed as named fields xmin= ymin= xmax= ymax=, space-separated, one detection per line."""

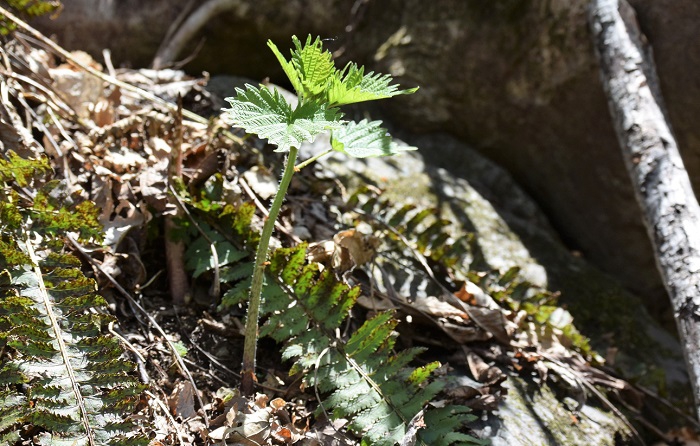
xmin=168 ymin=381 xmax=196 ymax=419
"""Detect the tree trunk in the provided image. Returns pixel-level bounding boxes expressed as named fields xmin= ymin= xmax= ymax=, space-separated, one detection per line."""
xmin=589 ymin=0 xmax=700 ymax=419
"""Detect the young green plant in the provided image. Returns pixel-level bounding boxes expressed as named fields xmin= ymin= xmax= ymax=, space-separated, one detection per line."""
xmin=222 ymin=35 xmax=417 ymax=394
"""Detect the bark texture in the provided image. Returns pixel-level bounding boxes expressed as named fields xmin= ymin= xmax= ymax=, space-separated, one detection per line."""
xmin=589 ymin=0 xmax=700 ymax=418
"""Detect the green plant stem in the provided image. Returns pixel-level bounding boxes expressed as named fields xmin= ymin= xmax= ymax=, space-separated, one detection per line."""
xmin=241 ymin=146 xmax=299 ymax=395
xmin=294 ymin=148 xmax=333 ymax=170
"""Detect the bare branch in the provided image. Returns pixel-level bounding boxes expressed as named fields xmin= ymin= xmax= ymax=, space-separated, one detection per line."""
xmin=589 ymin=0 xmax=700 ymax=419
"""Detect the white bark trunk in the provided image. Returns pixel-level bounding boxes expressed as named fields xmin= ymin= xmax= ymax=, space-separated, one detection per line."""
xmin=589 ymin=0 xmax=700 ymax=419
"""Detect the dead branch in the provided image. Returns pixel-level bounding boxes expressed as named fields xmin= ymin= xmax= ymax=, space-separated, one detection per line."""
xmin=151 ymin=0 xmax=247 ymax=70
xmin=589 ymin=0 xmax=700 ymax=419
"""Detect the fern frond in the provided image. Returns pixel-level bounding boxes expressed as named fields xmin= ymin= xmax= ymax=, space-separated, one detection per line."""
xmin=0 ymin=150 xmax=52 ymax=187
xmin=0 ymin=233 xmax=146 ymax=445
xmin=182 ymin=167 xmax=480 ymax=445
xmin=331 ymin=119 xmax=417 ymax=158
xmin=0 ymin=154 xmax=146 ymax=444
xmin=185 ymin=222 xmax=247 ymax=278
xmin=222 ymin=84 xmax=341 ymax=152
xmin=420 ymin=406 xmax=487 ymax=446
xmin=348 ymin=186 xmax=472 ymax=271
xmin=31 ymin=181 xmax=103 ymax=242
xmin=262 ymin=244 xmax=480 ymax=445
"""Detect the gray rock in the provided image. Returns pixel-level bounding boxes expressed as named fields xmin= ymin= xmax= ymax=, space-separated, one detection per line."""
xmin=473 ymin=376 xmax=631 ymax=446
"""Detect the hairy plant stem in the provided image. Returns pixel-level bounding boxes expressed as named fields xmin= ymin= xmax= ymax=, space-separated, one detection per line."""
xmin=241 ymin=146 xmax=299 ymax=395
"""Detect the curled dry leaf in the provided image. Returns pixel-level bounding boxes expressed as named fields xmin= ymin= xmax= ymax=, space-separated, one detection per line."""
xmin=49 ymin=51 xmax=103 ymax=119
xmin=209 ymin=392 xmax=302 ymax=445
xmin=455 ymin=281 xmax=515 ymax=345
xmin=414 ymin=295 xmax=468 ymax=320
xmin=463 ymin=347 xmax=505 ymax=385
xmin=308 ymin=228 xmax=380 ymax=275
xmin=100 ymin=199 xmax=146 ymax=250
xmin=139 ymin=158 xmax=171 ymax=213
xmin=168 ymin=380 xmax=197 ymax=419
xmin=455 ymin=281 xmax=502 ymax=310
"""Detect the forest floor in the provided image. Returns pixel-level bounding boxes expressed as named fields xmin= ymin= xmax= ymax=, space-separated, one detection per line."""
xmin=1 ymin=24 xmax=699 ymax=445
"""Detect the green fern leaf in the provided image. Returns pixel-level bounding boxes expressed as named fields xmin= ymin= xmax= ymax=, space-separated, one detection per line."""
xmin=0 ymin=237 xmax=31 ymax=268
xmin=419 ymin=406 xmax=486 ymax=445
xmin=327 ymin=63 xmax=418 ymax=107
xmin=0 ymin=234 xmax=147 ymax=444
xmin=331 ymin=119 xmax=416 ymax=158
xmin=0 ymin=153 xmax=146 ymax=444
xmin=31 ymin=181 xmax=103 ymax=243
xmin=183 ymin=192 xmax=481 ymax=444
xmin=262 ymin=245 xmax=480 ymax=445
xmin=0 ymin=190 xmax=23 ymax=230
xmin=222 ymin=84 xmax=341 ymax=152
xmin=348 ymin=187 xmax=472 ymax=271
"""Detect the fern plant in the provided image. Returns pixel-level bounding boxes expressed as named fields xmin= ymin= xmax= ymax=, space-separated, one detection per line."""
xmin=180 ymin=168 xmax=483 ymax=444
xmin=222 ymin=34 xmax=417 ymax=394
xmin=0 ymin=151 xmax=147 ymax=445
xmin=264 ymin=244 xmax=484 ymax=446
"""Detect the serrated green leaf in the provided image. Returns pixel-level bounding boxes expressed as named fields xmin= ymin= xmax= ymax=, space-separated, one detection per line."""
xmin=331 ymin=119 xmax=416 ymax=158
xmin=266 ymin=35 xmax=417 ymax=108
xmin=223 ymin=84 xmax=341 ymax=152
xmin=327 ymin=62 xmax=418 ymax=107
xmin=267 ymin=39 xmax=304 ymax=97
xmin=269 ymin=35 xmax=337 ymax=103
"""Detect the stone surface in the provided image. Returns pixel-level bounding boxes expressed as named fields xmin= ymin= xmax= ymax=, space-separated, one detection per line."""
xmin=473 ymin=375 xmax=631 ymax=446
xmin=33 ymin=0 xmax=353 ymax=77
